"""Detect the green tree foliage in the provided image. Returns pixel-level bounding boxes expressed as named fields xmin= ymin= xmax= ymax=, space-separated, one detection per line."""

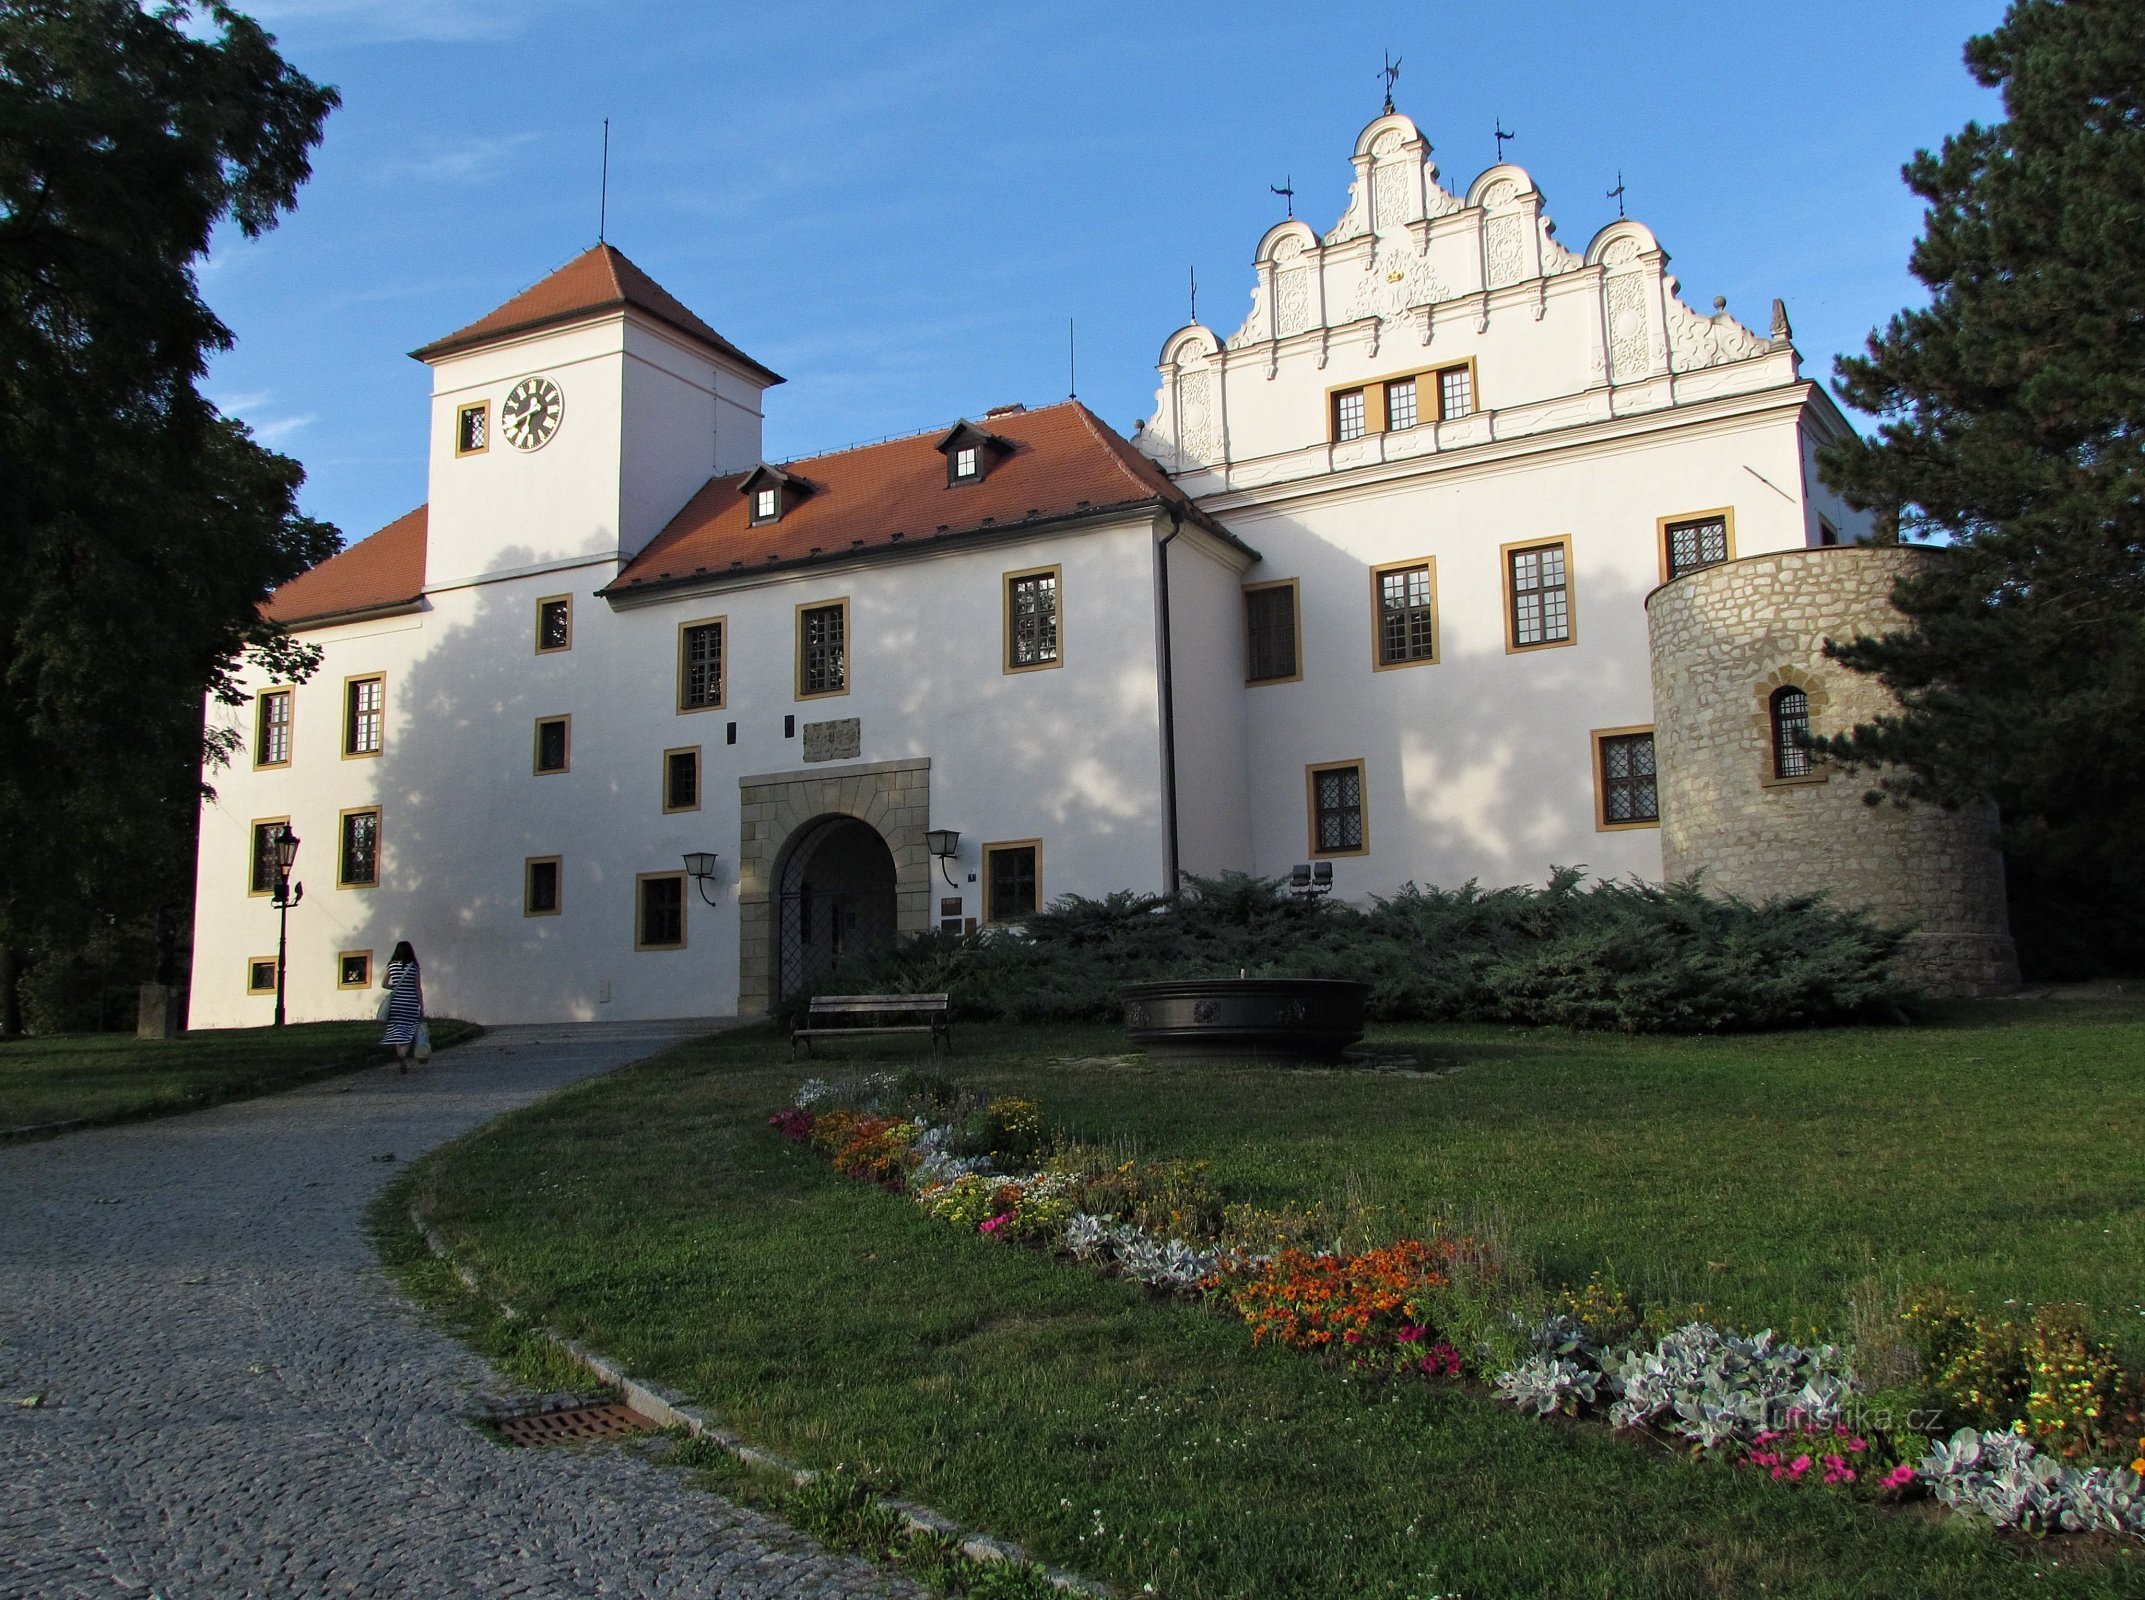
xmin=0 ymin=3 xmax=340 ymax=1024
xmin=1818 ymin=0 xmax=2145 ymax=975
xmin=791 ymin=872 xmax=1912 ymax=1034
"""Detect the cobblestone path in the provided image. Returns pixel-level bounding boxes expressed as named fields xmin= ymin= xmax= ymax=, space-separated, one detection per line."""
xmin=0 ymin=1023 xmax=924 ymax=1600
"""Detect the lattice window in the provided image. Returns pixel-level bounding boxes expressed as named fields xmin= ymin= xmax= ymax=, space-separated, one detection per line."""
xmin=1309 ymin=762 xmax=1366 ymax=855
xmin=1437 ymin=365 xmax=1474 ymax=419
xmin=680 ymin=620 xmax=724 ymax=709
xmin=799 ymin=603 xmax=847 ymax=696
xmin=534 ymin=716 xmax=569 ymax=774
xmin=526 ymin=857 xmax=561 ymax=916
xmin=339 ymin=809 xmax=380 ymax=887
xmin=1376 ymin=563 xmax=1436 ymax=666
xmin=1600 ymin=733 xmax=1658 ymax=824
xmin=1509 ymin=543 xmax=1571 ymax=647
xmin=984 ymin=842 xmax=1040 ymax=924
xmin=1772 ymin=687 xmax=1813 ymax=779
xmin=664 ymin=748 xmax=700 ymax=812
xmin=637 ymin=874 xmax=684 ymax=949
xmin=1006 ymin=569 xmax=1059 ymax=669
xmin=1665 ymin=515 xmax=1730 ymax=579
xmin=249 ymin=821 xmax=286 ymax=895
xmin=1384 ymin=378 xmax=1418 ymax=431
xmin=1332 ymin=389 xmax=1367 ymax=442
xmin=537 ymin=597 xmax=571 ymax=652
xmin=255 ymin=689 xmax=292 ymax=767
xmin=345 ymin=676 xmax=384 ymax=756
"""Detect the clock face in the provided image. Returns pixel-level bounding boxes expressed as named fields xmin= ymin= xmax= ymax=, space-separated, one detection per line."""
xmin=499 ymin=375 xmax=564 ymax=452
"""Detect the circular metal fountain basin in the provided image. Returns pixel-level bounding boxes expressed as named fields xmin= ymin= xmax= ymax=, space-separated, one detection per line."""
xmin=1120 ymin=978 xmax=1368 ymax=1062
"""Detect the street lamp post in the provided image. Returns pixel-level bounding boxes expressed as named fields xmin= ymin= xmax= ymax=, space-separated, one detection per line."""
xmin=271 ymin=824 xmax=303 ymax=1028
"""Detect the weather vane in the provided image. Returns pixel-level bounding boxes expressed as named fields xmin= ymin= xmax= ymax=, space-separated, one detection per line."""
xmin=1189 ymin=265 xmax=1198 ymax=326
xmin=1607 ymin=170 xmax=1627 ymax=219
xmin=1270 ymin=174 xmax=1295 ymax=218
xmin=1494 ymin=119 xmax=1515 ymax=162
xmin=1380 ymin=52 xmax=1402 ymax=113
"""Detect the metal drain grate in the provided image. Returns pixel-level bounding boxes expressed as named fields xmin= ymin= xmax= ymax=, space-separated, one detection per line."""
xmin=493 ymin=1402 xmax=656 ymax=1447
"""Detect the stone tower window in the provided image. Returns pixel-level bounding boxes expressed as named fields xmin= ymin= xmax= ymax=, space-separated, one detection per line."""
xmin=1771 ymin=687 xmax=1813 ymax=779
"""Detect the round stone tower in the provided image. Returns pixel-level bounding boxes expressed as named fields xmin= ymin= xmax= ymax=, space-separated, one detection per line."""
xmin=1646 ymin=546 xmax=2017 ymax=996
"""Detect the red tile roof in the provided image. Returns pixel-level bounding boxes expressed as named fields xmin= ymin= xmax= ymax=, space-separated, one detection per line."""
xmin=409 ymin=244 xmax=781 ymax=383
xmin=605 ymin=402 xmax=1246 ymax=596
xmin=262 ymin=506 xmax=427 ymax=628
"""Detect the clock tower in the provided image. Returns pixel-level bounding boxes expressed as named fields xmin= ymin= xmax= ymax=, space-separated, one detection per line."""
xmin=410 ymin=243 xmax=781 ymax=591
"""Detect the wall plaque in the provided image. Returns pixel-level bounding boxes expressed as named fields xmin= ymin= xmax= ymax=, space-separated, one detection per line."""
xmin=802 ymin=718 xmax=861 ymax=763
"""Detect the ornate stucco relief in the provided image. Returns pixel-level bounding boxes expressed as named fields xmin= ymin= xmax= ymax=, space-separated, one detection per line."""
xmin=1664 ymin=290 xmax=1767 ymax=371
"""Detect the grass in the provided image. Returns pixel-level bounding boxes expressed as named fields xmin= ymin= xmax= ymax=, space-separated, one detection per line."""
xmin=0 ymin=1018 xmax=482 ymax=1133
xmin=391 ymin=1000 xmax=2145 ymax=1599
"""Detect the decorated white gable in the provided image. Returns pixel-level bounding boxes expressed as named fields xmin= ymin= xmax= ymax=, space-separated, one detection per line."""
xmin=1137 ymin=112 xmax=1800 ymax=491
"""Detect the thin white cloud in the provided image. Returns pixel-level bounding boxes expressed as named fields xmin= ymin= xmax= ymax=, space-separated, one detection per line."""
xmin=209 ymin=389 xmax=275 ymax=415
xmin=246 ymin=0 xmax=519 ymax=45
xmin=371 ymin=133 xmax=541 ymax=187
xmin=253 ymin=413 xmax=319 ymax=446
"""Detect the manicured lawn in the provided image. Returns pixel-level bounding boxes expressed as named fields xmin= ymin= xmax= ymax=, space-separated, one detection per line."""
xmin=0 ymin=1018 xmax=482 ymax=1133
xmin=393 ymin=1002 xmax=2145 ymax=1599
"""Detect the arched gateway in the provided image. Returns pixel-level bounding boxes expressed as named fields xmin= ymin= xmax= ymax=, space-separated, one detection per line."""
xmin=774 ymin=815 xmax=898 ymax=998
xmin=735 ymin=757 xmax=934 ymax=1015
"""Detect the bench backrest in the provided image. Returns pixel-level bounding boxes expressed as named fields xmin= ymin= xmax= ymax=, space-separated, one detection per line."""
xmin=806 ymin=993 xmax=949 ymax=1014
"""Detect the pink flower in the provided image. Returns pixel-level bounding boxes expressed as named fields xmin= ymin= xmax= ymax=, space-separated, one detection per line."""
xmin=1881 ymin=1464 xmax=1918 ymax=1491
xmin=979 ymin=1213 xmax=1013 ymax=1236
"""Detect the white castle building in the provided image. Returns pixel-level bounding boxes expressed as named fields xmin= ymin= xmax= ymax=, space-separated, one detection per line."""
xmin=187 ymin=111 xmax=2015 ymax=1029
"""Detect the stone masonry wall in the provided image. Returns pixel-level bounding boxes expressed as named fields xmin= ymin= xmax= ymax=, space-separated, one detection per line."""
xmin=1647 ymin=548 xmax=2017 ymax=996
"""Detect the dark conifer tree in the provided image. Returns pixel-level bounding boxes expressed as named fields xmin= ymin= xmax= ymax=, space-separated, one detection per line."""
xmin=1820 ymin=0 xmax=2145 ymax=975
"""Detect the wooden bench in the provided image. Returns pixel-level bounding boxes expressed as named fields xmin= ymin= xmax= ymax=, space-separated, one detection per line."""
xmin=791 ymin=993 xmax=953 ymax=1057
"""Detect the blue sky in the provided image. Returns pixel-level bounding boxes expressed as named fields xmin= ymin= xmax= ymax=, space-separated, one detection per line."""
xmin=201 ymin=1 xmax=2009 ymax=547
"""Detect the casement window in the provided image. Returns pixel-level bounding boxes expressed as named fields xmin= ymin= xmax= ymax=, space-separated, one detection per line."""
xmin=636 ymin=871 xmax=686 ymax=950
xmin=797 ymin=598 xmax=849 ymax=698
xmin=983 ymin=841 xmax=1041 ymax=925
xmin=1661 ymin=509 xmax=1734 ymax=581
xmin=247 ymin=957 xmax=279 ymax=995
xmin=953 ymin=446 xmax=980 ymax=481
xmin=1244 ymin=580 xmax=1302 ymax=685
xmin=1771 ymin=687 xmax=1814 ymax=780
xmin=938 ymin=421 xmax=1008 ymax=484
xmin=455 ymin=402 xmax=488 ymax=456
xmin=1384 ymin=376 xmax=1418 ymax=431
xmin=1594 ymin=728 xmax=1659 ymax=829
xmin=344 ymin=674 xmax=385 ymax=757
xmin=338 ymin=807 xmax=381 ymax=888
xmin=1371 ymin=559 xmax=1438 ymax=669
xmin=1504 ymin=538 xmax=1574 ymax=650
xmin=254 ymin=688 xmax=292 ymax=768
xmin=677 ymin=618 xmax=725 ymax=712
xmin=248 ymin=818 xmax=290 ymax=896
xmin=1436 ymin=363 xmax=1474 ymax=420
xmin=533 ymin=715 xmax=570 ymax=775
xmin=753 ymin=487 xmax=779 ymax=523
xmin=338 ymin=951 xmax=373 ymax=989
xmin=1306 ymin=760 xmax=1369 ymax=857
xmin=525 ymin=856 xmax=561 ymax=916
xmin=663 ymin=747 xmax=701 ymax=812
xmin=1004 ymin=566 xmax=1061 ymax=672
xmin=1332 ymin=388 xmax=1368 ymax=442
xmin=536 ymin=595 xmax=572 ymax=653
xmin=1331 ymin=362 xmax=1474 ymax=442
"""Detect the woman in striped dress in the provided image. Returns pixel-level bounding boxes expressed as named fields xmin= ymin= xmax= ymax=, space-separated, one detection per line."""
xmin=380 ymin=940 xmax=426 ymax=1071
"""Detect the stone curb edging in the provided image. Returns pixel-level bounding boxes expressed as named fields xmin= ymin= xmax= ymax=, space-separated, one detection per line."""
xmin=1 ymin=1117 xmax=92 ymax=1144
xmin=407 ymin=1204 xmax=1112 ymax=1599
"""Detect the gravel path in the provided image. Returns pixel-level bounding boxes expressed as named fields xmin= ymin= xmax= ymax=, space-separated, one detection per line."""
xmin=0 ymin=1022 xmax=925 ymax=1600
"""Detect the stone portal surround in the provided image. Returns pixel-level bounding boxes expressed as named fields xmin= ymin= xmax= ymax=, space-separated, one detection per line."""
xmin=737 ymin=757 xmax=933 ymax=1016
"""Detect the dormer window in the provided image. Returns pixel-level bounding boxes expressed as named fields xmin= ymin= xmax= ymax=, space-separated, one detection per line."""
xmin=740 ymin=463 xmax=809 ymax=526
xmin=936 ymin=419 xmax=1014 ymax=486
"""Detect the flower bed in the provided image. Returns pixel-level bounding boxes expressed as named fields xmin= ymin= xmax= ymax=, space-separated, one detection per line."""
xmin=771 ymin=1069 xmax=2145 ymax=1543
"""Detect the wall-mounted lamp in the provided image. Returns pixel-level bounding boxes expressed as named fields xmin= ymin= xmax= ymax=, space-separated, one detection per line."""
xmin=1287 ymin=861 xmax=1333 ymax=899
xmin=925 ymin=828 xmax=961 ymax=888
xmin=682 ymin=850 xmax=722 ymax=906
